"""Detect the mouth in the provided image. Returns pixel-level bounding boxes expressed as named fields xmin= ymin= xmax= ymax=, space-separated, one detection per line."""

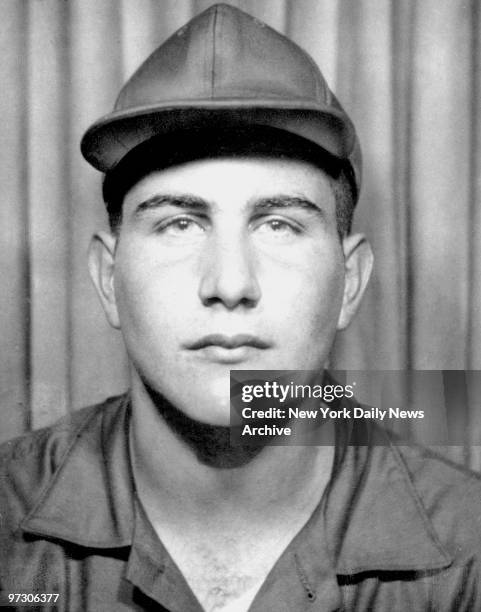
xmin=186 ymin=334 xmax=270 ymax=363
xmin=188 ymin=334 xmax=269 ymax=350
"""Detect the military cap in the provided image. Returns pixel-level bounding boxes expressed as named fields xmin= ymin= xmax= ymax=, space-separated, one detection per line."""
xmin=81 ymin=3 xmax=361 ymax=197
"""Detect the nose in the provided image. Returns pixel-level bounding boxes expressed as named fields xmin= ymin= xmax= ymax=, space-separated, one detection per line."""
xmin=198 ymin=232 xmax=261 ymax=309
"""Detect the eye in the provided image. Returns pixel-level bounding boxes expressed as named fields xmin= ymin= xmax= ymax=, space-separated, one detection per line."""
xmin=156 ymin=216 xmax=206 ymax=237
xmin=254 ymin=217 xmax=301 ymax=238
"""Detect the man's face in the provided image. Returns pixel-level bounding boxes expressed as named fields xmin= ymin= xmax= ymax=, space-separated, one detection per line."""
xmin=94 ymin=155 xmax=365 ymax=425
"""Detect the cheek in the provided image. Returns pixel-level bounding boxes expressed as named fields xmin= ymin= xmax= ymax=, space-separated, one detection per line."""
xmin=290 ymin=265 xmax=345 ymax=367
xmin=262 ymin=243 xmax=345 ymax=327
xmin=113 ymin=247 xmax=176 ymax=340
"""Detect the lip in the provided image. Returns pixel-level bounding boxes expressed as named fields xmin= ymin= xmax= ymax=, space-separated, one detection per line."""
xmin=187 ymin=334 xmax=270 ymax=350
xmin=185 ymin=334 xmax=270 ymax=363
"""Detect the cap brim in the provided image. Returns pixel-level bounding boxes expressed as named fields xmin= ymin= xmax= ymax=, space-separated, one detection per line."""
xmin=81 ymin=101 xmax=356 ymax=173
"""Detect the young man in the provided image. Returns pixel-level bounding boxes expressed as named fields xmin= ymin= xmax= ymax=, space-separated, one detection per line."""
xmin=1 ymin=5 xmax=481 ymax=611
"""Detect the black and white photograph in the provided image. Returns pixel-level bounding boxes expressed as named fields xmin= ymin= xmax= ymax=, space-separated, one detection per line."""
xmin=1 ymin=1 xmax=481 ymax=610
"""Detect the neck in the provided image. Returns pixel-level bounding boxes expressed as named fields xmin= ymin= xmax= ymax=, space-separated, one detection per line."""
xmin=129 ymin=376 xmax=335 ymax=524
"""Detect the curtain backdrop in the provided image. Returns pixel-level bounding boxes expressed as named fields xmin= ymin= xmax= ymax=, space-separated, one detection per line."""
xmin=1 ymin=0 xmax=480 ymax=467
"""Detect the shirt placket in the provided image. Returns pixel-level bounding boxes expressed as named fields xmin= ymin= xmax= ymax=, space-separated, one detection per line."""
xmin=247 ymin=495 xmax=343 ymax=612
xmin=125 ymin=499 xmax=204 ymax=612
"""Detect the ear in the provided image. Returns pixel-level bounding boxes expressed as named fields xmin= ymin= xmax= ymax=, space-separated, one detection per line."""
xmin=88 ymin=231 xmax=121 ymax=329
xmin=337 ymin=233 xmax=373 ymax=330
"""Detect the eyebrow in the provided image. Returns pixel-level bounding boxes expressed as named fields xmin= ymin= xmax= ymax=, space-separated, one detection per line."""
xmin=133 ymin=194 xmax=209 ymax=218
xmin=253 ymin=196 xmax=326 ymax=220
xmin=132 ymin=194 xmax=326 ymax=220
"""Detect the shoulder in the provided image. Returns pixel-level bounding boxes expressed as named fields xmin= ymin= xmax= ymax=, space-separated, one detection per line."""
xmin=393 ymin=441 xmax=481 ymax=559
xmin=0 ymin=394 xmax=128 ymax=529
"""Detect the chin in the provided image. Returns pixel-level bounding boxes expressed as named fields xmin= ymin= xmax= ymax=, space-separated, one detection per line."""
xmin=183 ymin=398 xmax=232 ymax=427
xmin=185 ymin=376 xmax=232 ymax=426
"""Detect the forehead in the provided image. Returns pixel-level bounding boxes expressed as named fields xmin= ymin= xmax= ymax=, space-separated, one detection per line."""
xmin=122 ymin=155 xmax=335 ymax=213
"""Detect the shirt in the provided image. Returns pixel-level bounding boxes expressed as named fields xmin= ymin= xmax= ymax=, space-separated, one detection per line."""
xmin=1 ymin=393 xmax=481 ymax=611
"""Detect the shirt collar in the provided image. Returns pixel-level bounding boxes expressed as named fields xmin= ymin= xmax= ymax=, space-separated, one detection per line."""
xmin=21 ymin=394 xmax=134 ymax=548
xmin=21 ymin=394 xmax=452 ymax=575
xmin=325 ymin=421 xmax=452 ymax=574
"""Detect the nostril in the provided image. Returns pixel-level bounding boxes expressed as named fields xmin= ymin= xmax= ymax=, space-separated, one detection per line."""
xmin=200 ymin=293 xmax=259 ymax=310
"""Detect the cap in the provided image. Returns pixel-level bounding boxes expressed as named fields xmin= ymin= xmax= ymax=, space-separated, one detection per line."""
xmin=81 ymin=3 xmax=361 ymax=197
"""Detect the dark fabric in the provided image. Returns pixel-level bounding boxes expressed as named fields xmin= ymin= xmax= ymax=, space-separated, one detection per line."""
xmin=1 ymin=394 xmax=481 ymax=611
